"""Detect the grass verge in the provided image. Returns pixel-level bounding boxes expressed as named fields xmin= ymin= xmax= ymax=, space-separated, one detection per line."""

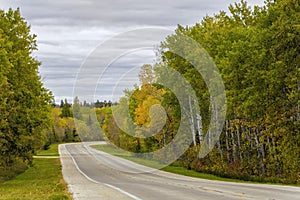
xmin=92 ymin=144 xmax=165 ymax=169
xmin=37 ymin=144 xmax=60 ymax=156
xmin=0 ymin=144 xmax=71 ymax=200
xmin=92 ymin=144 xmax=241 ymax=182
xmin=92 ymin=144 xmax=299 ymax=185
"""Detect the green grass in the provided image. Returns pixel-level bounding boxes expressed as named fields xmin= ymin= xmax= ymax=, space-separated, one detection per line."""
xmin=162 ymin=164 xmax=299 ymax=186
xmin=92 ymin=144 xmax=238 ymax=182
xmin=161 ymin=165 xmax=249 ymax=182
xmin=92 ymin=144 xmax=165 ymax=169
xmin=36 ymin=144 xmax=60 ymax=156
xmin=92 ymin=144 xmax=300 ymax=185
xmin=0 ymin=144 xmax=71 ymax=200
xmin=93 ymin=144 xmax=132 ymax=157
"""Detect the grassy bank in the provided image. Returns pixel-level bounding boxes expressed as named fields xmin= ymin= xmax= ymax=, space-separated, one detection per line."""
xmin=37 ymin=144 xmax=60 ymax=156
xmin=92 ymin=144 xmax=299 ymax=185
xmin=92 ymin=144 xmax=242 ymax=183
xmin=0 ymin=144 xmax=71 ymax=200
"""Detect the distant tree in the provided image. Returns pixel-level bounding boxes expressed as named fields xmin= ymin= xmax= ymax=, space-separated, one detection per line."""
xmin=60 ymin=99 xmax=72 ymax=118
xmin=139 ymin=64 xmax=156 ymax=85
xmin=73 ymin=96 xmax=83 ymax=120
xmin=94 ymin=100 xmax=103 ymax=108
xmin=60 ymin=99 xmax=64 ymax=108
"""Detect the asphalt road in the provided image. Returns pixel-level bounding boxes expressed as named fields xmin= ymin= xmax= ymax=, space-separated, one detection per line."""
xmin=60 ymin=142 xmax=300 ymax=200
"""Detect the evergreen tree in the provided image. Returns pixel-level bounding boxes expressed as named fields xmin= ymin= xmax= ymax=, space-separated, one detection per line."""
xmin=60 ymin=99 xmax=72 ymax=118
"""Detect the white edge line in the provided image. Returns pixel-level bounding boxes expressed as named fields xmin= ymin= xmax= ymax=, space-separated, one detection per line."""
xmin=60 ymin=144 xmax=143 ymax=200
xmin=104 ymin=183 xmax=143 ymax=200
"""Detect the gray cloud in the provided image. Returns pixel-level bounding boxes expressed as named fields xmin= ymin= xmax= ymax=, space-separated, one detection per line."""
xmin=1 ymin=0 xmax=265 ymax=103
xmin=3 ymin=0 xmax=243 ymax=27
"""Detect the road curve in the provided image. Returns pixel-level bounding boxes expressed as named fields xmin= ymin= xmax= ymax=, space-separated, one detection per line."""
xmin=59 ymin=142 xmax=300 ymax=200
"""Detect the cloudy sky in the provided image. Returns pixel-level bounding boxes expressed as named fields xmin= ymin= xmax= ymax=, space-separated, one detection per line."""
xmin=1 ymin=0 xmax=264 ymax=104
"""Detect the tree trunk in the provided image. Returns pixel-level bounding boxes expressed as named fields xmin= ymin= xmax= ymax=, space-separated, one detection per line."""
xmin=215 ymin=101 xmax=223 ymax=159
xmin=225 ymin=120 xmax=230 ymax=162
xmin=236 ymin=126 xmax=242 ymax=160
xmin=230 ymin=122 xmax=237 ymax=162
xmin=254 ymin=128 xmax=265 ymax=175
xmin=188 ymin=96 xmax=196 ymax=147
xmin=196 ymin=113 xmax=203 ymax=144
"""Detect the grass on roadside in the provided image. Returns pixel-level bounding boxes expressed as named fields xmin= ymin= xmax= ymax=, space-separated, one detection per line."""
xmin=92 ymin=144 xmax=165 ymax=169
xmin=92 ymin=144 xmax=298 ymax=185
xmin=37 ymin=144 xmax=60 ymax=156
xmin=92 ymin=144 xmax=239 ymax=182
xmin=0 ymin=144 xmax=71 ymax=200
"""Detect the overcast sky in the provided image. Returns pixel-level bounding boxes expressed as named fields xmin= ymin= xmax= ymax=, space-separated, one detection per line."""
xmin=1 ymin=0 xmax=264 ymax=104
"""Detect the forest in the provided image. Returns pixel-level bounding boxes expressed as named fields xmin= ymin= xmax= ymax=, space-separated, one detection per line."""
xmin=101 ymin=0 xmax=300 ymax=184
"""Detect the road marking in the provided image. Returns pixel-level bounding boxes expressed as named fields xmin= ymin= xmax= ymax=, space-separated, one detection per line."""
xmin=61 ymin=144 xmax=143 ymax=200
xmin=105 ymin=184 xmax=143 ymax=200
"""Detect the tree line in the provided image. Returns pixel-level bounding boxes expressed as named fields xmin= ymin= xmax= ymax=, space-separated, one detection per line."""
xmin=46 ymin=97 xmax=110 ymax=145
xmin=56 ymin=98 xmax=115 ymax=109
xmin=102 ymin=0 xmax=299 ymax=184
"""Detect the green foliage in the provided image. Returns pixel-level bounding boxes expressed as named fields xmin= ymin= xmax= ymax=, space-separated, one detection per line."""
xmin=0 ymin=8 xmax=52 ymax=177
xmin=101 ymin=0 xmax=300 ymax=184
xmin=59 ymin=99 xmax=72 ymax=118
xmin=0 ymin=158 xmax=27 ymax=183
xmin=158 ymin=0 xmax=300 ymax=184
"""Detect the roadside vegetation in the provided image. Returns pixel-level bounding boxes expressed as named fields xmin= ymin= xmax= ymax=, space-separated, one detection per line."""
xmin=96 ymin=0 xmax=300 ymax=185
xmin=0 ymin=145 xmax=71 ymax=200
xmin=36 ymin=144 xmax=60 ymax=157
xmin=0 ymin=8 xmax=107 ymax=182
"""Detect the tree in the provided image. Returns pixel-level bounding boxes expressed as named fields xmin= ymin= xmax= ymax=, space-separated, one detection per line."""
xmin=60 ymin=99 xmax=64 ymax=108
xmin=73 ymin=96 xmax=83 ymax=120
xmin=139 ymin=64 xmax=156 ymax=85
xmin=60 ymin=99 xmax=72 ymax=118
xmin=0 ymin=8 xmax=52 ymax=171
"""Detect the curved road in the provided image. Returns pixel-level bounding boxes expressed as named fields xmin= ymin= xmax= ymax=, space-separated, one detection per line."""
xmin=59 ymin=143 xmax=300 ymax=200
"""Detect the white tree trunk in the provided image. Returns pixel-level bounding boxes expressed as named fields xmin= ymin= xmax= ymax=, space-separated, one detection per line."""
xmin=196 ymin=113 xmax=203 ymax=144
xmin=230 ymin=123 xmax=237 ymax=162
xmin=189 ymin=96 xmax=196 ymax=146
xmin=225 ymin=120 xmax=230 ymax=161
xmin=236 ymin=127 xmax=242 ymax=160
